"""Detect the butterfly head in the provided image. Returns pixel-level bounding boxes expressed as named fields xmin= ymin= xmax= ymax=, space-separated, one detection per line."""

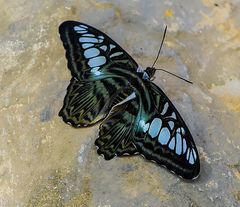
xmin=145 ymin=67 xmax=156 ymax=80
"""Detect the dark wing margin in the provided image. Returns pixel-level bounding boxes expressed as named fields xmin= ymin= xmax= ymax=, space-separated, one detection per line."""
xmin=59 ymin=22 xmax=87 ymax=79
xmin=58 ymin=21 xmax=139 ymax=81
xmin=133 ymin=82 xmax=200 ymax=179
xmin=95 ymin=88 xmax=139 ymax=159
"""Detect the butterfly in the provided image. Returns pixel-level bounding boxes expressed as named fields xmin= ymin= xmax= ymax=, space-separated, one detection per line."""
xmin=58 ymin=21 xmax=200 ymax=179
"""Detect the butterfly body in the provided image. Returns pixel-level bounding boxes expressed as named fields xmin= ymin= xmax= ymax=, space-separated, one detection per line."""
xmin=59 ymin=21 xmax=200 ymax=179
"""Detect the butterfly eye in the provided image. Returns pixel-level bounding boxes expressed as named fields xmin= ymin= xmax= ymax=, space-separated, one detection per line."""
xmin=145 ymin=67 xmax=156 ymax=79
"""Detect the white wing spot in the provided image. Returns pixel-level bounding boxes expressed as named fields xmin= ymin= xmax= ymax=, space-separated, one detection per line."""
xmin=175 ymin=133 xmax=182 ymax=155
xmin=168 ymin=137 xmax=175 ymax=150
xmin=88 ymin=56 xmax=106 ymax=67
xmin=189 ymin=150 xmax=195 ymax=164
xmin=110 ymin=52 xmax=123 ymax=58
xmin=168 ymin=121 xmax=174 ymax=130
xmin=192 ymin=148 xmax=197 ymax=161
xmin=181 ymin=127 xmax=185 ymax=135
xmin=91 ymin=67 xmax=101 ymax=76
xmin=82 ymin=43 xmax=94 ymax=49
xmin=94 ymin=71 xmax=101 ymax=76
xmin=114 ymin=92 xmax=136 ymax=107
xmin=79 ymin=37 xmax=98 ymax=43
xmin=148 ymin=118 xmax=162 ymax=138
xmin=84 ymin=48 xmax=100 ymax=59
xmin=82 ymin=34 xmax=95 ymax=37
xmin=158 ymin=127 xmax=170 ymax=145
xmin=143 ymin=123 xmax=150 ymax=133
xmin=139 ymin=120 xmax=150 ymax=133
xmin=137 ymin=66 xmax=144 ymax=73
xmin=110 ymin=44 xmax=116 ymax=50
xmin=76 ymin=30 xmax=87 ymax=34
xmin=170 ymin=112 xmax=176 ymax=119
xmin=74 ymin=26 xmax=86 ymax=31
xmin=100 ymin=45 xmax=107 ymax=51
xmin=186 ymin=148 xmax=190 ymax=161
xmin=161 ymin=102 xmax=169 ymax=115
xmin=90 ymin=67 xmax=100 ymax=73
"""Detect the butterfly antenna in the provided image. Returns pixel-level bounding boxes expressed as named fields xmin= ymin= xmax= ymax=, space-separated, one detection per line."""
xmin=154 ymin=68 xmax=193 ymax=84
xmin=151 ymin=25 xmax=168 ymax=68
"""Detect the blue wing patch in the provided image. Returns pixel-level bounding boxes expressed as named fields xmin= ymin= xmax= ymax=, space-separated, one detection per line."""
xmin=133 ymin=82 xmax=200 ymax=179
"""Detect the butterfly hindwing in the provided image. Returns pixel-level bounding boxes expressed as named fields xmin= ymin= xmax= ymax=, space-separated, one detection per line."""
xmin=95 ymin=88 xmax=139 ymax=159
xmin=59 ymin=77 xmax=128 ymax=127
xmin=59 ymin=21 xmax=138 ymax=81
xmin=133 ymin=82 xmax=200 ymax=179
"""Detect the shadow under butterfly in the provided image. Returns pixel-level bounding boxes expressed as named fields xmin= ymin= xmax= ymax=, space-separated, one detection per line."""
xmin=58 ymin=21 xmax=200 ymax=180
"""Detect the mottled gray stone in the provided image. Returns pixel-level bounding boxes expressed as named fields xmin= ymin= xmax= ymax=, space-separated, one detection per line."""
xmin=0 ymin=0 xmax=239 ymax=206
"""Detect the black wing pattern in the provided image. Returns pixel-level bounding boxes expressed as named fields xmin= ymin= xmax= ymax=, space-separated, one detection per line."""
xmin=134 ymin=82 xmax=200 ymax=179
xmin=95 ymin=82 xmax=200 ymax=179
xmin=59 ymin=21 xmax=200 ymax=179
xmin=59 ymin=21 xmax=138 ymax=81
xmin=59 ymin=78 xmax=112 ymax=127
xmin=95 ymin=88 xmax=139 ymax=159
xmin=59 ymin=77 xmax=131 ymax=127
xmin=59 ymin=21 xmax=139 ymax=126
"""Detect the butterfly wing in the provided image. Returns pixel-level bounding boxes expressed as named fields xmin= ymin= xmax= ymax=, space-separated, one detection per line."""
xmin=59 ymin=78 xmax=108 ymax=127
xmin=95 ymin=88 xmax=139 ymax=159
xmin=59 ymin=77 xmax=134 ymax=127
xmin=59 ymin=21 xmax=139 ymax=81
xmin=59 ymin=21 xmax=200 ymax=179
xmin=133 ymin=82 xmax=200 ymax=179
xmin=95 ymin=81 xmax=200 ymax=179
xmin=59 ymin=21 xmax=140 ymax=126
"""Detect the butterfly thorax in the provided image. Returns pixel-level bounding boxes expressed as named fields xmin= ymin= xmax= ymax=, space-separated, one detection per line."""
xmin=145 ymin=67 xmax=156 ymax=79
xmin=136 ymin=66 xmax=156 ymax=81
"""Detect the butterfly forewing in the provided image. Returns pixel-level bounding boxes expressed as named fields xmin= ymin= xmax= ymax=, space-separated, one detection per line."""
xmin=133 ymin=82 xmax=200 ymax=179
xmin=59 ymin=21 xmax=138 ymax=81
xmin=59 ymin=21 xmax=137 ymax=126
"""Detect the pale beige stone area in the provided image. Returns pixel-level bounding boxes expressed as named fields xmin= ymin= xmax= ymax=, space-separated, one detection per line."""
xmin=0 ymin=0 xmax=239 ymax=206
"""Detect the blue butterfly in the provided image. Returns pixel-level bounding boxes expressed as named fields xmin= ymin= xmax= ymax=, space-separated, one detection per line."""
xmin=58 ymin=21 xmax=200 ymax=179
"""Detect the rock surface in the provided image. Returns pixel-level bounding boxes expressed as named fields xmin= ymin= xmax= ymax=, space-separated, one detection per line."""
xmin=0 ymin=0 xmax=239 ymax=206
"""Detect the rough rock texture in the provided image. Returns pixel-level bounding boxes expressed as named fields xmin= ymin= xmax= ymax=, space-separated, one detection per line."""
xmin=0 ymin=0 xmax=239 ymax=206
